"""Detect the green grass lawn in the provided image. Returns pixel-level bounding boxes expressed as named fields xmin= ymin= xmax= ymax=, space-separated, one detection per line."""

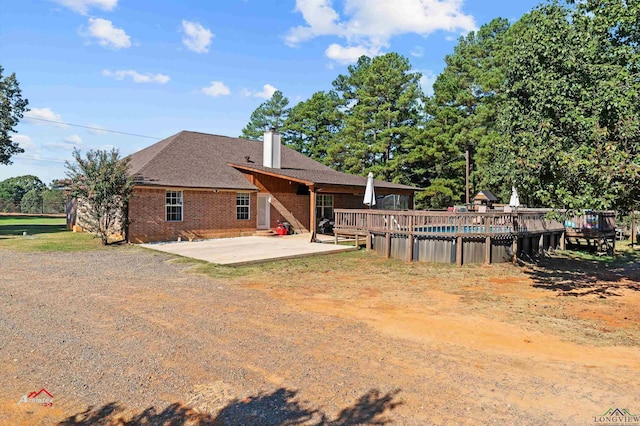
xmin=0 ymin=215 xmax=67 ymax=235
xmin=0 ymin=215 xmax=103 ymax=251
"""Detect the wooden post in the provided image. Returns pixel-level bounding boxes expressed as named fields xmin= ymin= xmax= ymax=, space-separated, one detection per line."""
xmin=538 ymin=234 xmax=544 ymax=254
xmin=407 ymin=214 xmax=414 ymax=262
xmin=366 ymin=231 xmax=371 ymax=251
xmin=309 ymin=186 xmax=317 ymax=243
xmin=560 ymin=231 xmax=566 ymax=250
xmin=355 ymin=233 xmax=359 ymax=247
xmin=456 ymin=215 xmax=463 ymax=266
xmin=612 ymin=232 xmax=616 ymax=254
xmin=385 ymin=213 xmax=391 ymax=259
xmin=485 ymin=216 xmax=492 ymax=264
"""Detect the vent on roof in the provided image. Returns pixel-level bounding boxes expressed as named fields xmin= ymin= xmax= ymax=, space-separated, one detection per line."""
xmin=263 ymin=128 xmax=281 ymax=169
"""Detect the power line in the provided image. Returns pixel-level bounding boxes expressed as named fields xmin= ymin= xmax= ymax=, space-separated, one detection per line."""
xmin=25 ymin=117 xmax=162 ymax=140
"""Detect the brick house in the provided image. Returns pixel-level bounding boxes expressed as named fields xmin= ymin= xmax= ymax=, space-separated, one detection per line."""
xmin=123 ymin=130 xmax=416 ymax=243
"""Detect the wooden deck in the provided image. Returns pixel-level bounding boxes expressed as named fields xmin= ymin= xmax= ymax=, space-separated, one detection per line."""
xmin=563 ymin=211 xmax=616 ymax=252
xmin=333 ymin=209 xmax=615 ymax=265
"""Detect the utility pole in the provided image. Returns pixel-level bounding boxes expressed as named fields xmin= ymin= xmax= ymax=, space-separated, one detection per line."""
xmin=465 ymin=150 xmax=470 ymax=205
xmin=632 ymin=207 xmax=636 ymax=248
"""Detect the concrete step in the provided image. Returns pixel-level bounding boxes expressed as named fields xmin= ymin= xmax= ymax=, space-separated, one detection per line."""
xmin=254 ymin=229 xmax=277 ymax=237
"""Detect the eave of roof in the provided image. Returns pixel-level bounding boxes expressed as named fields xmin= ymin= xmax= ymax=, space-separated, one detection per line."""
xmin=229 ymin=163 xmax=419 ymax=191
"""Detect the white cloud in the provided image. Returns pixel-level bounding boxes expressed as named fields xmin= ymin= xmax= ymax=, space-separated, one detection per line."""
xmin=255 ymin=84 xmax=278 ymax=99
xmin=286 ymin=0 xmax=477 ymax=63
xmin=325 ymin=43 xmax=382 ymax=64
xmin=201 ymin=81 xmax=231 ymax=97
xmin=242 ymin=84 xmax=278 ymax=99
xmin=11 ymin=134 xmax=36 ymax=151
xmin=181 ymin=20 xmax=213 ymax=53
xmin=410 ymin=46 xmax=424 ymax=57
xmin=102 ymin=69 xmax=170 ymax=84
xmin=24 ymin=108 xmax=68 ymax=128
xmin=85 ymin=18 xmax=131 ymax=49
xmin=53 ymin=0 xmax=117 ymax=15
xmin=419 ymin=69 xmax=437 ymax=97
xmin=64 ymin=134 xmax=83 ymax=145
xmin=285 ymin=0 xmax=343 ymax=46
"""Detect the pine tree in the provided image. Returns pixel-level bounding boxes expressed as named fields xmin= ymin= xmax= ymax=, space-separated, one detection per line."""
xmin=240 ymin=91 xmax=290 ymax=140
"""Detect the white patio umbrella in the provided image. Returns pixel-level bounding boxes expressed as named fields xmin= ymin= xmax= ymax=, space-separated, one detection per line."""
xmin=363 ymin=172 xmax=376 ymax=207
xmin=509 ymin=186 xmax=520 ymax=208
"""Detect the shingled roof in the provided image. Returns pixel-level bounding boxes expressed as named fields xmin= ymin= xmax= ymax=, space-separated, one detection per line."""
xmin=127 ymin=131 xmax=417 ymax=191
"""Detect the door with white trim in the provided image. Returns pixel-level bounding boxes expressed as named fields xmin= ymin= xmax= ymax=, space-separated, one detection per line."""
xmin=257 ymin=194 xmax=270 ymax=229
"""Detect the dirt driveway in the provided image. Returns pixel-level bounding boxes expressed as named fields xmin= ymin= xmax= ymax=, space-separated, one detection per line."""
xmin=1 ymin=246 xmax=639 ymax=425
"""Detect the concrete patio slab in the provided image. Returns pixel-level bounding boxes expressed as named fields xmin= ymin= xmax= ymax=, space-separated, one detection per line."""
xmin=140 ymin=233 xmax=356 ymax=265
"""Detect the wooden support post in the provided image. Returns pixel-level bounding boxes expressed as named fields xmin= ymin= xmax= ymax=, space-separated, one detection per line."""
xmin=309 ymin=186 xmax=317 ymax=242
xmin=538 ymin=234 xmax=544 ymax=254
xmin=366 ymin=231 xmax=371 ymax=251
xmin=485 ymin=216 xmax=492 ymax=264
xmin=512 ymin=237 xmax=518 ymax=264
xmin=612 ymin=233 xmax=615 ymax=254
xmin=560 ymin=231 xmax=566 ymax=250
xmin=355 ymin=233 xmax=359 ymax=248
xmin=385 ymin=215 xmax=391 ymax=259
xmin=456 ymin=216 xmax=463 ymax=266
xmin=407 ymin=215 xmax=414 ymax=262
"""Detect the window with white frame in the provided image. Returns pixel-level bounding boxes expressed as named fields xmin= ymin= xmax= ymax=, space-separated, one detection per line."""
xmin=165 ymin=191 xmax=183 ymax=221
xmin=236 ymin=193 xmax=250 ymax=220
xmin=316 ymin=194 xmax=333 ymax=219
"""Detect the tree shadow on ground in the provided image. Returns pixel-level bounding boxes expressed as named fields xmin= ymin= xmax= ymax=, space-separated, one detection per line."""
xmin=57 ymin=388 xmax=401 ymax=426
xmin=524 ymin=251 xmax=640 ymax=298
xmin=0 ymin=223 xmax=68 ymax=236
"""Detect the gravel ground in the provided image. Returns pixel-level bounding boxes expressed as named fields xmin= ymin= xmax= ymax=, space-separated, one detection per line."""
xmin=1 ymin=246 xmax=638 ymax=425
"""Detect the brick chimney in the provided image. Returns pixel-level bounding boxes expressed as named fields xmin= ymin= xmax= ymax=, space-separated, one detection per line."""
xmin=263 ymin=128 xmax=281 ymax=169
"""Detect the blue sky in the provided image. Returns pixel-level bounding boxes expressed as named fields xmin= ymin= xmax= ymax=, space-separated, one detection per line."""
xmin=1 ymin=0 xmax=541 ymax=183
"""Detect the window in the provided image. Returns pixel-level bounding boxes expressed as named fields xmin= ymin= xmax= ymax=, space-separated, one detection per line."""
xmin=316 ymin=194 xmax=333 ymax=219
xmin=166 ymin=191 xmax=183 ymax=221
xmin=236 ymin=193 xmax=250 ymax=220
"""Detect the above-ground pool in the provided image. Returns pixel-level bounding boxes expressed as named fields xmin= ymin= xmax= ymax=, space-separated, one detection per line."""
xmin=413 ymin=225 xmax=512 ymax=234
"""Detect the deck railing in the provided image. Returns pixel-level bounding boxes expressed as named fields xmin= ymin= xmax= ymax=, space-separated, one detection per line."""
xmin=333 ymin=209 xmax=565 ymax=237
xmin=333 ymin=209 xmax=615 ymax=265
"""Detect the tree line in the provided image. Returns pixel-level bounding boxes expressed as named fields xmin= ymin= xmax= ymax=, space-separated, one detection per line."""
xmin=0 ymin=175 xmax=66 ymax=214
xmin=241 ymin=0 xmax=639 ymax=213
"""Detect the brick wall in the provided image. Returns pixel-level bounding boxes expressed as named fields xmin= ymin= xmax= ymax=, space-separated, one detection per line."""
xmin=128 ymin=187 xmax=257 ymax=243
xmin=127 ymin=175 xmax=411 ymax=242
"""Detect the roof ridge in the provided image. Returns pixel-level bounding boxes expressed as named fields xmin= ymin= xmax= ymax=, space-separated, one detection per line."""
xmin=181 ymin=130 xmax=257 ymax=143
